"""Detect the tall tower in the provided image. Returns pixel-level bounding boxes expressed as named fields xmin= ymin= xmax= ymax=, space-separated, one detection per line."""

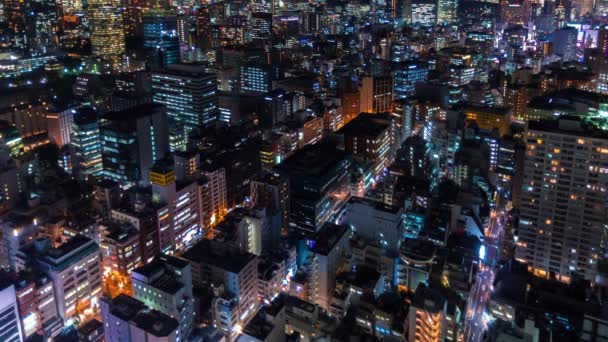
xmin=516 ymin=118 xmax=608 ymax=282
xmin=88 ymin=0 xmax=125 ymax=59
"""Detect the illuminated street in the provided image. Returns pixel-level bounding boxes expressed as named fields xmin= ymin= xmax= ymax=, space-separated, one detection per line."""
xmin=463 ymin=192 xmax=507 ymax=341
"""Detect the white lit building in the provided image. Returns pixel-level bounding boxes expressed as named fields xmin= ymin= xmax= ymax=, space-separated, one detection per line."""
xmin=15 ymin=235 xmax=102 ymax=327
xmin=517 ymin=118 xmax=608 ymax=282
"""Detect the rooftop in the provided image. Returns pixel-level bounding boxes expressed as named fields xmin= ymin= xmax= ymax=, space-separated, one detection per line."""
xmin=182 ymin=239 xmax=256 ymax=274
xmin=411 ymin=284 xmax=446 ymax=313
xmin=274 ymin=140 xmax=349 ymax=178
xmin=131 ymin=308 xmax=180 ymax=337
xmin=102 ymin=103 xmax=164 ymax=122
xmin=337 ymin=113 xmax=391 ymax=138
xmin=105 ymin=294 xmax=179 ymax=336
xmin=241 ymin=310 xmax=275 ymax=340
xmin=132 ymin=255 xmax=189 ymax=294
xmin=348 ymin=196 xmax=402 ymax=214
xmin=309 ymin=223 xmax=350 ymax=256
xmin=528 ymin=117 xmax=608 ymax=139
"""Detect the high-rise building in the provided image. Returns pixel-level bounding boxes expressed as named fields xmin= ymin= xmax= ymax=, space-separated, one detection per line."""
xmin=437 ymin=0 xmax=457 ymax=24
xmin=275 ymin=141 xmax=352 ymax=233
xmin=23 ymin=0 xmax=57 ymax=54
xmin=0 ymin=280 xmax=23 ymax=342
xmin=182 ymin=239 xmax=259 ymax=336
xmin=151 ymin=64 xmax=218 ymax=139
xmin=111 ymin=198 xmax=162 ymax=265
xmin=345 ymin=197 xmax=404 ymax=253
xmin=394 ymin=61 xmax=429 ymax=100
xmin=100 ymin=294 xmax=179 ymax=342
xmin=71 ymin=107 xmax=103 ymax=179
xmin=198 ymin=164 xmax=228 ymax=232
xmin=465 ymin=105 xmax=513 ymax=137
xmin=239 ymin=64 xmax=280 ymax=95
xmin=250 ymin=170 xmax=290 ymax=231
xmin=14 ymin=272 xmax=62 ymax=339
xmin=100 ymin=104 xmax=170 ymax=185
xmin=249 ymin=12 xmax=272 ymax=41
xmin=46 ymin=107 xmax=73 ymax=147
xmin=16 ymin=235 xmax=102 ymax=326
xmin=308 ymin=223 xmax=350 ymax=310
xmin=516 ymin=118 xmax=608 ymax=282
xmin=338 ymin=113 xmax=393 ymax=176
xmin=553 ymin=27 xmax=578 ymax=62
xmin=411 ymin=0 xmax=437 ymax=25
xmin=99 ymin=221 xmax=143 ymax=277
xmin=150 ymin=165 xmax=201 ymax=254
xmin=360 ymin=74 xmax=394 ymax=114
xmin=142 ymin=13 xmax=180 ymax=68
xmin=131 ymin=255 xmax=194 ymax=340
xmin=408 ymin=283 xmax=447 ymax=342
xmin=88 ymin=0 xmax=125 ymax=59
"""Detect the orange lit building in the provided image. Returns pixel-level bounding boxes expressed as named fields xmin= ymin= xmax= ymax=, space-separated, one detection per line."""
xmin=407 ymin=284 xmax=447 ymax=342
xmin=199 ymin=164 xmax=228 ymax=234
xmin=360 ymin=74 xmax=394 ymax=114
xmin=465 ymin=105 xmax=513 ymax=137
xmin=341 ymin=91 xmax=361 ymax=125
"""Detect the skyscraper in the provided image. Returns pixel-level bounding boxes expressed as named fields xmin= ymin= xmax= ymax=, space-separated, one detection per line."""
xmin=394 ymin=61 xmax=429 ymax=100
xmin=142 ymin=13 xmax=180 ymax=68
xmin=88 ymin=0 xmax=125 ymax=59
xmin=437 ymin=0 xmax=457 ymax=24
xmin=553 ymin=27 xmax=578 ymax=62
xmin=100 ymin=104 xmax=170 ymax=185
xmin=360 ymin=74 xmax=394 ymax=114
xmin=151 ymin=64 xmax=218 ymax=144
xmin=516 ymin=117 xmax=608 ymax=282
xmin=71 ymin=107 xmax=103 ymax=179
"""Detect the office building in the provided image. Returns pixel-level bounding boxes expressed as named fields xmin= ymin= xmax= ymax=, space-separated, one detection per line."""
xmin=150 ymin=166 xmax=201 ymax=254
xmin=131 ymin=255 xmax=194 ymax=340
xmin=250 ymin=171 xmax=290 ymax=231
xmin=0 ymin=281 xmax=22 ymax=342
xmin=88 ymin=0 xmax=125 ymax=59
xmin=437 ymin=0 xmax=457 ymax=24
xmin=71 ymin=107 xmax=102 ymax=179
xmin=143 ymin=14 xmax=180 ymax=68
xmin=14 ymin=272 xmax=62 ymax=339
xmin=0 ymin=148 xmax=23 ymax=213
xmin=173 ymin=151 xmax=199 ymax=181
xmin=308 ymin=223 xmax=350 ymax=310
xmin=98 ymin=220 xmax=143 ymax=277
xmin=517 ymin=118 xmax=608 ymax=282
xmin=198 ymin=164 xmax=228 ymax=232
xmin=275 ymin=141 xmax=352 ymax=233
xmin=111 ymin=196 xmax=162 ymax=264
xmin=338 ymin=113 xmax=392 ymax=176
xmin=465 ymin=105 xmax=512 ymax=137
xmin=46 ymin=107 xmax=73 ymax=148
xmin=100 ymin=104 xmax=169 ymax=185
xmin=553 ymin=27 xmax=578 ymax=62
xmin=16 ymin=235 xmax=102 ymax=326
xmin=394 ymin=61 xmax=429 ymax=100
xmin=249 ymin=12 xmax=272 ymax=41
xmin=360 ymin=74 xmax=394 ymax=114
xmin=101 ymin=294 xmax=179 ymax=342
xmin=345 ymin=197 xmax=404 ymax=253
xmin=239 ymin=64 xmax=279 ymax=95
xmin=411 ymin=0 xmax=437 ymax=25
xmin=182 ymin=239 xmax=259 ymax=335
xmin=151 ymin=64 xmax=218 ymax=137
